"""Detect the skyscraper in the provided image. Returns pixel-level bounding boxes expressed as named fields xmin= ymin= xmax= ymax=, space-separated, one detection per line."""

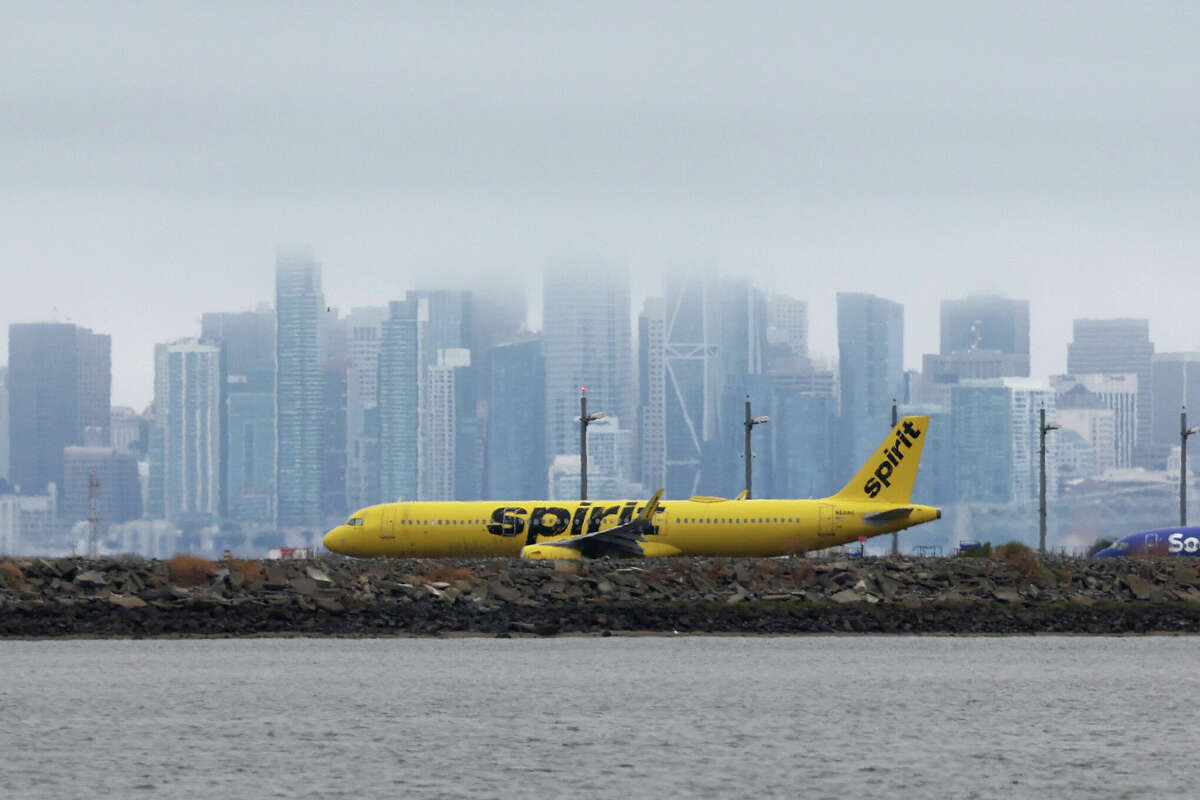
xmin=662 ymin=271 xmax=721 ymax=498
xmin=201 ymin=309 xmax=275 ymax=523
xmin=484 ymin=337 xmax=545 ymax=499
xmin=940 ymin=296 xmax=1030 ymax=369
xmin=1067 ymin=319 xmax=1155 ymax=465
xmin=378 ymin=298 xmax=423 ymax=503
xmin=1152 ymin=353 xmax=1200 ymax=447
xmin=770 ymin=374 xmax=837 ymax=500
xmin=322 ymin=310 xmax=348 ymax=520
xmin=542 ymin=260 xmax=632 ymax=463
xmin=422 ymin=348 xmax=477 ymax=501
xmin=637 ymin=299 xmax=666 ymax=493
xmin=152 ymin=340 xmax=223 ymax=521
xmin=766 ymin=293 xmax=808 ymax=361
xmin=8 ymin=323 xmax=111 ymax=500
xmin=1051 ymin=374 xmax=1138 ymax=468
xmin=275 ymin=252 xmax=325 ymax=528
xmin=345 ymin=306 xmax=388 ymax=509
xmin=950 ymin=378 xmax=1057 ymax=503
xmin=837 ymin=293 xmax=904 ymax=477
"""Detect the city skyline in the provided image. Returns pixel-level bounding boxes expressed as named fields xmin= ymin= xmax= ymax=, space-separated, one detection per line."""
xmin=5 ymin=4 xmax=1200 ymax=408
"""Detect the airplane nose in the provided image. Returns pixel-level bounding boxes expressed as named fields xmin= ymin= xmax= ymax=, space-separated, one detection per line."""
xmin=323 ymin=528 xmax=345 ymax=554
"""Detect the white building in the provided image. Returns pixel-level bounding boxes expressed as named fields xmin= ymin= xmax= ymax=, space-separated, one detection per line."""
xmin=1057 ymin=407 xmax=1117 ymax=476
xmin=1052 ymin=373 xmax=1138 ymax=468
xmin=154 ymin=339 xmax=223 ymax=519
xmin=0 ymin=487 xmax=56 ymax=555
xmin=1005 ymin=378 xmax=1059 ymax=502
xmin=421 ymin=348 xmax=471 ymax=501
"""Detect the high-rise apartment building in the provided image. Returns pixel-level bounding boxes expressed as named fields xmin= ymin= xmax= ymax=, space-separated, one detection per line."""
xmin=950 ymin=378 xmax=1057 ymax=503
xmin=421 ymin=348 xmax=478 ymax=501
xmin=378 ymin=299 xmax=423 ymax=503
xmin=542 ymin=260 xmax=632 ymax=463
xmin=345 ymin=306 xmax=388 ymax=509
xmin=1152 ymin=353 xmax=1200 ymax=447
xmin=275 ymin=252 xmax=325 ymax=528
xmin=8 ymin=323 xmax=111 ymax=500
xmin=1067 ymin=319 xmax=1154 ymax=465
xmin=484 ymin=338 xmax=546 ymax=499
xmin=836 ymin=293 xmax=904 ymax=477
xmin=152 ymin=340 xmax=223 ymax=521
xmin=201 ymin=309 xmax=276 ymax=523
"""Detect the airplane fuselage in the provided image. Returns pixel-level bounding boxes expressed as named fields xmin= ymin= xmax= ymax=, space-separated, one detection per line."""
xmin=323 ymin=496 xmax=941 ymax=559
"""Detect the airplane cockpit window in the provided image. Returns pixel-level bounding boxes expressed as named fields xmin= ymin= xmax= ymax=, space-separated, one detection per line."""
xmin=345 ymin=517 xmax=364 ymax=526
xmin=1114 ymin=540 xmax=1129 ymax=551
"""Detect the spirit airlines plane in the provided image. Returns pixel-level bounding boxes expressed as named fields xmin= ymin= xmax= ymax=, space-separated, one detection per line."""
xmin=323 ymin=416 xmax=940 ymax=559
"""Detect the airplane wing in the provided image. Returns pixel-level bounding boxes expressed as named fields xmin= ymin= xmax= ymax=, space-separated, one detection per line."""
xmin=862 ymin=507 xmax=913 ymax=526
xmin=535 ymin=489 xmax=664 ymax=558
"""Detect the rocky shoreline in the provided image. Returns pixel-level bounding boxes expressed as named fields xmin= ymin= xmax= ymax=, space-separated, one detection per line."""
xmin=3 ymin=552 xmax=1200 ymax=637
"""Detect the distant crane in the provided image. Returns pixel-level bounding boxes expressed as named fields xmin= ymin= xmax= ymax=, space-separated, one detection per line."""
xmin=87 ymin=468 xmax=100 ymax=558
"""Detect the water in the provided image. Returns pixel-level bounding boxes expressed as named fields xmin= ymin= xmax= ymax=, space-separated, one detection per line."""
xmin=1 ymin=635 xmax=1196 ymax=799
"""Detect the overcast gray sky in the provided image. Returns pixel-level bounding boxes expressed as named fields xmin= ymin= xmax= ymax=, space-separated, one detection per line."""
xmin=3 ymin=1 xmax=1199 ymax=407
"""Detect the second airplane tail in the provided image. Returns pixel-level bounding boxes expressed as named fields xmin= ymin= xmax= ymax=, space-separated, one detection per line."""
xmin=831 ymin=416 xmax=930 ymax=504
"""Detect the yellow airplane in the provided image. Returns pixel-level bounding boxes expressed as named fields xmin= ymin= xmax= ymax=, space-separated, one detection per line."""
xmin=323 ymin=416 xmax=939 ymax=559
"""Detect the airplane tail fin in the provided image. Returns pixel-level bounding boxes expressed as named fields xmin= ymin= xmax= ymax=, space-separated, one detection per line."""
xmin=832 ymin=416 xmax=930 ymax=503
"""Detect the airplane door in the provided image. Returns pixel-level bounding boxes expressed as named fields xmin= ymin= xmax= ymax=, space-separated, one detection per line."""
xmin=819 ymin=504 xmax=834 ymax=536
xmin=380 ymin=506 xmax=396 ymax=539
xmin=1144 ymin=533 xmax=1158 ymax=555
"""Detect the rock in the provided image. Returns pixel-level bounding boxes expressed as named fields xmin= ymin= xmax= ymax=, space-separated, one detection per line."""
xmin=993 ymin=589 xmax=1022 ymax=603
xmin=108 ymin=594 xmax=147 ymax=609
xmin=831 ymin=589 xmax=861 ymax=604
xmin=488 ymin=582 xmax=521 ymax=603
xmin=853 ymin=578 xmax=870 ymax=594
xmin=290 ymin=578 xmax=317 ymax=596
xmin=1122 ymin=574 xmax=1154 ymax=601
xmin=305 ymin=566 xmax=334 ymax=587
xmin=264 ymin=565 xmax=288 ymax=589
xmin=315 ymin=597 xmax=344 ymax=614
xmin=1069 ymin=594 xmax=1096 ymax=607
xmin=73 ymin=570 xmax=107 ymax=588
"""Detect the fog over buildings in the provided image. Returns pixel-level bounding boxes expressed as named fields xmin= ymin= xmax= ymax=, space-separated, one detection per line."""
xmin=3 ymin=3 xmax=1200 ymax=410
xmin=2 ymin=4 xmax=1200 ymax=557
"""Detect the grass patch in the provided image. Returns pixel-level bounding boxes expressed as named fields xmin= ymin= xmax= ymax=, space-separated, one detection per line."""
xmin=0 ymin=561 xmax=23 ymax=588
xmin=995 ymin=542 xmax=1052 ymax=588
xmin=168 ymin=554 xmax=216 ymax=587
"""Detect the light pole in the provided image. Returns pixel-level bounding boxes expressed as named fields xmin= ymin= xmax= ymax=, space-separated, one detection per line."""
xmin=891 ymin=398 xmax=898 ymax=556
xmin=1039 ymin=406 xmax=1061 ymax=555
xmin=578 ymin=388 xmax=605 ymax=500
xmin=744 ymin=396 xmax=769 ymax=499
xmin=1180 ymin=407 xmax=1200 ymax=526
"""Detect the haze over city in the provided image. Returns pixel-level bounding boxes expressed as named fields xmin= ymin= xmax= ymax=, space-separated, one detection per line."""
xmin=4 ymin=2 xmax=1200 ymax=408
